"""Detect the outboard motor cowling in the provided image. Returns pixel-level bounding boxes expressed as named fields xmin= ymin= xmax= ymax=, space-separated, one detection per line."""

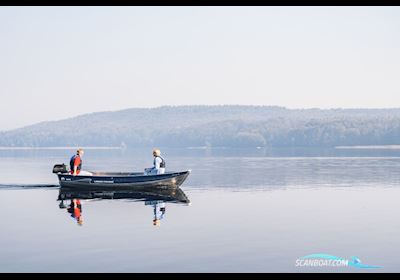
xmin=53 ymin=164 xmax=68 ymax=174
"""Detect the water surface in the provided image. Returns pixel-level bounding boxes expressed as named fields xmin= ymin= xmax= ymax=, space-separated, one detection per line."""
xmin=0 ymin=148 xmax=399 ymax=272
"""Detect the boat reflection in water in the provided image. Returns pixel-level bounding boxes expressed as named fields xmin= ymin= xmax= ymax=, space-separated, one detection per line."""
xmin=57 ymin=186 xmax=190 ymax=226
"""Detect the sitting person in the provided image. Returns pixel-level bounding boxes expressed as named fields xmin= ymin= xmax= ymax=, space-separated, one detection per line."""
xmin=70 ymin=148 xmax=92 ymax=176
xmin=70 ymin=149 xmax=84 ymax=176
xmin=144 ymin=148 xmax=166 ymax=175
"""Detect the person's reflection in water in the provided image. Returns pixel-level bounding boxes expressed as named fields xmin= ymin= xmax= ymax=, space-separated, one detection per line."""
xmin=58 ymin=187 xmax=190 ymax=227
xmin=67 ymin=198 xmax=83 ymax=226
xmin=152 ymin=201 xmax=166 ymax=226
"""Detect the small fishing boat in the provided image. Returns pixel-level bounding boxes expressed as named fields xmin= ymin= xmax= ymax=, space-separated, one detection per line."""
xmin=52 ymin=164 xmax=191 ymax=189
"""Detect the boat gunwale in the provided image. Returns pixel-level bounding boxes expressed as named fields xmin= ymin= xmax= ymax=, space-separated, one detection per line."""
xmin=56 ymin=170 xmax=191 ymax=179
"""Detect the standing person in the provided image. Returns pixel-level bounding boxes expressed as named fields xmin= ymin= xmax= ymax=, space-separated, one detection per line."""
xmin=70 ymin=148 xmax=84 ymax=176
xmin=145 ymin=148 xmax=166 ymax=175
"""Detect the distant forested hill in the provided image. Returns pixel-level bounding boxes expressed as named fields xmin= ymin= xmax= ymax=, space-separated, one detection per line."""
xmin=1 ymin=105 xmax=400 ymax=148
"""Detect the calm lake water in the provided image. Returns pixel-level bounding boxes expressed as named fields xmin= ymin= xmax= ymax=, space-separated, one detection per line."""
xmin=1 ymin=147 xmax=400 ymax=272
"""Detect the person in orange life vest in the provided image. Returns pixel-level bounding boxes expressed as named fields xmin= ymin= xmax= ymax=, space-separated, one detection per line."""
xmin=70 ymin=149 xmax=84 ymax=176
xmin=67 ymin=198 xmax=83 ymax=226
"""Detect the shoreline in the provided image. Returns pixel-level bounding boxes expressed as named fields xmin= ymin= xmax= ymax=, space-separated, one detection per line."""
xmin=0 ymin=147 xmax=123 ymax=150
xmin=335 ymin=145 xmax=400 ymax=150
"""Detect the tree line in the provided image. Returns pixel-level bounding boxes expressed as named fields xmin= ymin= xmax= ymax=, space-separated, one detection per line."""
xmin=1 ymin=105 xmax=400 ymax=148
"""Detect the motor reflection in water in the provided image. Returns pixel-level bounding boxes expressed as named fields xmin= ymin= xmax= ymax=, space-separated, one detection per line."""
xmin=57 ymin=186 xmax=190 ymax=226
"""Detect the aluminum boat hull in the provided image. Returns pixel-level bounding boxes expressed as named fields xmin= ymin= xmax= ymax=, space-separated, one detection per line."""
xmin=56 ymin=170 xmax=190 ymax=189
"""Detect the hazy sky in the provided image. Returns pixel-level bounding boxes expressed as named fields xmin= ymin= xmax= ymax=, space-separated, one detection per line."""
xmin=1 ymin=6 xmax=400 ymax=131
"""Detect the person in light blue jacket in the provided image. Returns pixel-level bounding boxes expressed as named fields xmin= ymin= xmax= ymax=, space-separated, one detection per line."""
xmin=144 ymin=148 xmax=166 ymax=175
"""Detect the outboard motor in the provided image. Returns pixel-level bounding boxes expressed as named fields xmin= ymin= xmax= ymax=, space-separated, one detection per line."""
xmin=53 ymin=164 xmax=68 ymax=174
